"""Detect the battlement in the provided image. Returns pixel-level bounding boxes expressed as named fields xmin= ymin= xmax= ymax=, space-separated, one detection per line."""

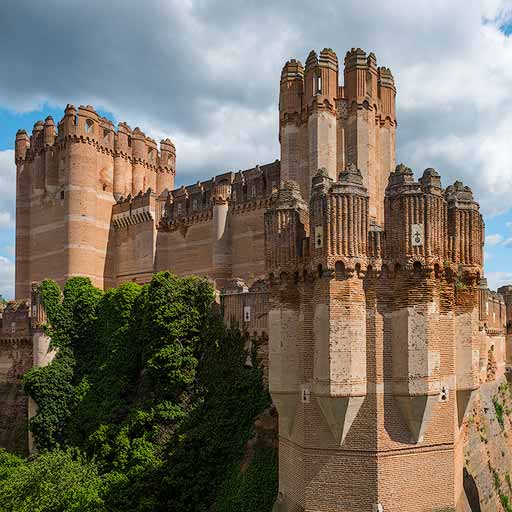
xmin=160 ymin=161 xmax=280 ymax=228
xmin=0 ymin=300 xmax=31 ymax=339
xmin=112 ymin=189 xmax=157 ymax=228
xmin=279 ymin=47 xmax=397 ymax=220
xmin=264 ymin=164 xmax=484 ymax=280
xmin=15 ymin=104 xmax=176 ymax=172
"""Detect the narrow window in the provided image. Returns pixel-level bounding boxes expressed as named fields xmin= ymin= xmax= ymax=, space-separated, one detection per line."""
xmin=192 ymin=199 xmax=197 ymax=211
xmin=60 ymin=190 xmax=65 ymax=200
xmin=85 ymin=119 xmax=94 ymax=134
xmin=148 ymin=149 xmax=154 ymax=162
xmin=251 ymin=185 xmax=256 ymax=197
xmin=315 ymin=74 xmax=322 ymax=95
xmin=103 ymin=128 xmax=110 ymax=142
xmin=127 ymin=136 xmax=132 ymax=147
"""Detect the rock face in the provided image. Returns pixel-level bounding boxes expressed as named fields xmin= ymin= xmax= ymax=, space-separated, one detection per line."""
xmin=463 ymin=378 xmax=512 ymax=512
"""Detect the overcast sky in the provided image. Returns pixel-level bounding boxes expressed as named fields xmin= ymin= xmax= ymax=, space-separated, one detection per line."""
xmin=1 ymin=0 xmax=512 ymax=298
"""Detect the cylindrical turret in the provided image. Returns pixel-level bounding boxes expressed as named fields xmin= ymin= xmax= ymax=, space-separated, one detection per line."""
xmin=446 ymin=181 xmax=483 ymax=270
xmin=306 ymin=49 xmax=339 ymax=193
xmin=344 ymin=48 xmax=368 ymax=101
xmin=329 ymin=164 xmax=369 ymax=261
xmin=15 ymin=130 xmax=31 ymax=299
xmin=157 ymin=138 xmax=176 ymax=195
xmin=131 ymin=127 xmax=146 ymax=194
xmin=309 ymin=168 xmax=333 ymax=270
xmin=43 ymin=116 xmax=56 ymax=146
xmin=378 ymin=66 xmax=396 ymax=121
xmin=146 ymin=136 xmax=158 ymax=193
xmin=113 ymin=122 xmax=133 ymax=199
xmin=31 ymin=120 xmax=44 ymax=150
xmin=15 ymin=129 xmax=30 ymax=162
xmin=385 ymin=164 xmax=448 ymax=267
xmin=279 ymin=59 xmax=304 ymax=194
xmin=264 ymin=181 xmax=308 ymax=275
xmin=62 ymin=104 xmax=77 ymax=136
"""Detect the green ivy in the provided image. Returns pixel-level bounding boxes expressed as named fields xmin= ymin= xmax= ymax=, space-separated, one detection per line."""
xmin=15 ymin=272 xmax=276 ymax=511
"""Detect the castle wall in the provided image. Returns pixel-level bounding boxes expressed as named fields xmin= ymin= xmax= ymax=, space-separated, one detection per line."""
xmin=230 ymin=206 xmax=267 ymax=283
xmin=0 ymin=302 xmax=33 ymax=455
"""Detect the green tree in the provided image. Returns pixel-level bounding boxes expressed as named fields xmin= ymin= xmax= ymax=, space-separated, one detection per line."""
xmin=0 ymin=448 xmax=105 ymax=512
xmin=20 ymin=272 xmax=276 ymax=512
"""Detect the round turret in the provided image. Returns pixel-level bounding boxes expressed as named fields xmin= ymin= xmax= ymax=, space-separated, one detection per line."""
xmin=43 ymin=116 xmax=56 ymax=146
xmin=15 ymin=129 xmax=30 ymax=161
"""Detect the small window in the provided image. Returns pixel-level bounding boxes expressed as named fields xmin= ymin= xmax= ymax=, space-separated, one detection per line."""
xmin=251 ymin=185 xmax=256 ymax=198
xmin=10 ymin=322 xmax=15 ymax=333
xmin=85 ymin=119 xmax=94 ymax=134
xmin=60 ymin=190 xmax=65 ymax=200
xmin=315 ymin=74 xmax=322 ymax=95
xmin=177 ymin=203 xmax=182 ymax=215
xmin=192 ymin=199 xmax=197 ymax=211
xmin=148 ymin=149 xmax=154 ymax=162
xmin=127 ymin=136 xmax=132 ymax=147
xmin=103 ymin=129 xmax=110 ymax=142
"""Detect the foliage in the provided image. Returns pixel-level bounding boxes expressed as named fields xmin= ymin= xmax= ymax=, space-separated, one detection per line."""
xmin=16 ymin=272 xmax=275 ymax=511
xmin=212 ymin=447 xmax=278 ymax=512
xmin=493 ymin=397 xmax=505 ymax=428
xmin=0 ymin=448 xmax=106 ymax=512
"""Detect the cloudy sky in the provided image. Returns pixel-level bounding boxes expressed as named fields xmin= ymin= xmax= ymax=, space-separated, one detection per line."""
xmin=0 ymin=0 xmax=511 ymax=298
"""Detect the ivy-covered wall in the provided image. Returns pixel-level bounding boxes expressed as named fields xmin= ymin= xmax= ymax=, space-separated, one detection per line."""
xmin=0 ymin=273 xmax=277 ymax=511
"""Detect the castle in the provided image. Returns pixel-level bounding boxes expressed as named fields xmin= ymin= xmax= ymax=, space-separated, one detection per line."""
xmin=3 ymin=47 xmax=512 ymax=511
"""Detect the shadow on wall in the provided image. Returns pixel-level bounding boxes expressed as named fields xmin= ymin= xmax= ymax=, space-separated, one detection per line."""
xmin=463 ymin=468 xmax=481 ymax=512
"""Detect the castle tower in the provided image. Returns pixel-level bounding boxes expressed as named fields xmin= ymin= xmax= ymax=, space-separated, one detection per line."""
xmin=14 ymin=105 xmax=176 ymax=297
xmin=279 ymin=48 xmax=396 ymax=225
xmin=267 ymin=164 xmax=484 ymax=511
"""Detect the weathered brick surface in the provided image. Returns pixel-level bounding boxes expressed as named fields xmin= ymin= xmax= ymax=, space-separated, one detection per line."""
xmin=10 ymin=45 xmax=512 ymax=510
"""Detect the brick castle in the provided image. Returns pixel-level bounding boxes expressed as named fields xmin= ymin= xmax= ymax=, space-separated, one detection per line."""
xmin=2 ymin=47 xmax=512 ymax=511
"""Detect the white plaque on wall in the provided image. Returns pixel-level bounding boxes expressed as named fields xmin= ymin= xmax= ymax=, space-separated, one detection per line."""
xmin=411 ymin=224 xmax=424 ymax=247
xmin=243 ymin=306 xmax=251 ymax=322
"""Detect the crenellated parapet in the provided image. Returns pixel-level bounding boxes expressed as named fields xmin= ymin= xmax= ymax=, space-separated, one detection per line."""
xmin=111 ymin=189 xmax=157 ymax=229
xmin=264 ymin=181 xmax=309 ymax=276
xmin=384 ymin=164 xmax=484 ymax=279
xmin=15 ymin=104 xmax=176 ymax=199
xmin=159 ymin=161 xmax=281 ymax=232
xmin=279 ymin=47 xmax=397 ymax=222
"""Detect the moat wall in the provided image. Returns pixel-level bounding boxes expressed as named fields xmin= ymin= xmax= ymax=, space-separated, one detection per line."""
xmin=462 ymin=377 xmax=512 ymax=512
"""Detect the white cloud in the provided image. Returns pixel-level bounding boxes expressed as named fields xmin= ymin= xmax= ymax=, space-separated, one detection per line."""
xmin=486 ymin=233 xmax=504 ymax=246
xmin=484 ymin=233 xmax=512 ymax=247
xmin=0 ymin=211 xmax=13 ymax=228
xmin=0 ymin=255 xmax=14 ymax=300
xmin=0 ymin=1 xmax=510 ymax=212
xmin=486 ymin=271 xmax=512 ymax=291
xmin=0 ymin=150 xmax=15 ymax=225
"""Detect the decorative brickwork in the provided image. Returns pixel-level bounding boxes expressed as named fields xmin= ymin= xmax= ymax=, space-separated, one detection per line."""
xmin=9 ymin=45 xmax=512 ymax=510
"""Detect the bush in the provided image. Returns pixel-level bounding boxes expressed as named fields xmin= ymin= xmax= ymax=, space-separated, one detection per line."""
xmin=20 ymin=273 xmax=276 ymax=511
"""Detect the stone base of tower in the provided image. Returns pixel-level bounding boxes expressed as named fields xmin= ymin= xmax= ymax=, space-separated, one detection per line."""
xmin=275 ymin=437 xmax=460 ymax=512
